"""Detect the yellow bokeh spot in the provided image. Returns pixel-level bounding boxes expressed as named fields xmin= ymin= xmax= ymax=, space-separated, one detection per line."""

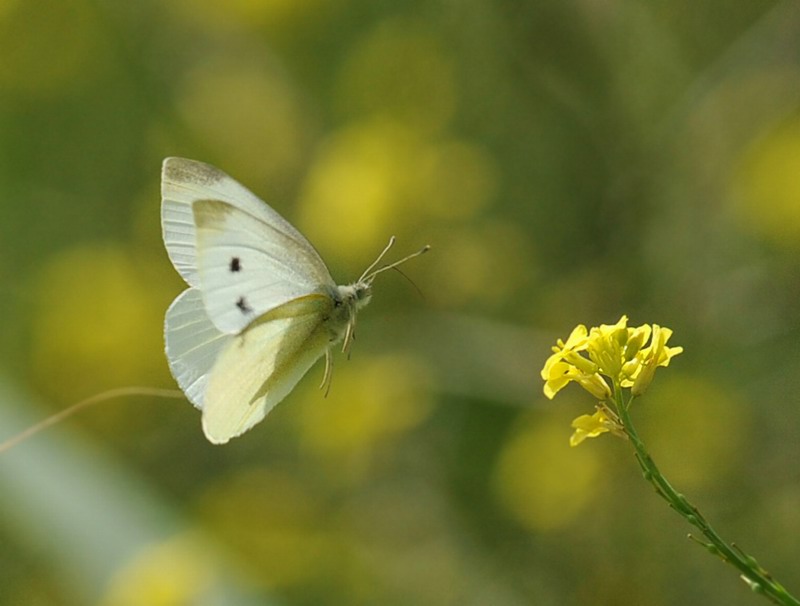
xmin=422 ymin=222 xmax=530 ymax=308
xmin=413 ymin=140 xmax=497 ymax=221
xmin=734 ymin=115 xmax=800 ymax=248
xmin=639 ymin=375 xmax=745 ymax=488
xmin=296 ymin=355 xmax=433 ymax=466
xmin=298 ymin=120 xmax=404 ymax=257
xmin=0 ymin=0 xmax=20 ymax=19
xmin=298 ymin=119 xmax=496 ymax=264
xmin=176 ymin=59 xmax=311 ymax=193
xmin=338 ymin=481 xmax=461 ymax=604
xmin=169 ymin=0 xmax=335 ymax=34
xmin=29 ymin=245 xmax=166 ymax=404
xmin=493 ymin=410 xmax=602 ymax=532
xmin=336 ymin=18 xmax=456 ymax=133
xmin=197 ymin=468 xmax=331 ymax=588
xmin=0 ymin=0 xmax=101 ymax=95
xmin=101 ymin=534 xmax=216 ymax=606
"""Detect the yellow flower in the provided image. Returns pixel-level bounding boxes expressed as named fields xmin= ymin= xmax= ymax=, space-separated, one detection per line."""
xmin=541 ymin=317 xmax=683 ymax=443
xmin=573 ymin=373 xmax=613 ymax=401
xmin=624 ymin=323 xmax=651 ymax=361
xmin=543 ymin=316 xmax=682 ymax=397
xmin=541 ymin=359 xmax=581 ymax=400
xmin=569 ymin=408 xmax=622 ymax=447
xmin=586 ymin=315 xmax=630 ymax=380
xmin=631 ymin=324 xmax=683 ymax=396
xmin=541 ymin=325 xmax=588 ymax=396
xmin=543 ymin=324 xmax=589 ymax=366
xmin=541 ymin=325 xmax=611 ymax=400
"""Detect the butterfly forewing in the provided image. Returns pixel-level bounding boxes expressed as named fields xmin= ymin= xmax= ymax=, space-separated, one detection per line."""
xmin=161 ymin=157 xmax=332 ymax=290
xmin=193 ymin=199 xmax=336 ymax=334
xmin=201 ymin=294 xmax=336 ymax=444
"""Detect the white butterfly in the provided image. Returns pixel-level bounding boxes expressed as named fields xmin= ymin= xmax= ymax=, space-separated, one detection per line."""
xmin=161 ymin=158 xmax=428 ymax=444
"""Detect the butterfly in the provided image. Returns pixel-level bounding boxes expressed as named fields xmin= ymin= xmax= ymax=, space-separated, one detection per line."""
xmin=161 ymin=158 xmax=428 ymax=444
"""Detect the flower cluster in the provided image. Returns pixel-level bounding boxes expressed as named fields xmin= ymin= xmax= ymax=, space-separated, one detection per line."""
xmin=540 ymin=316 xmax=683 ymax=446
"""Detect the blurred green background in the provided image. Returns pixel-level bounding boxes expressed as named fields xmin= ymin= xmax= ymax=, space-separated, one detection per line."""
xmin=1 ymin=0 xmax=799 ymax=604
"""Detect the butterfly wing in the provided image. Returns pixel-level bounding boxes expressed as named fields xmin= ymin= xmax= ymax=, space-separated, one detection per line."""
xmin=192 ymin=198 xmax=337 ymax=334
xmin=161 ymin=157 xmax=333 ymax=291
xmin=201 ymin=294 xmax=337 ymax=444
xmin=162 ymin=157 xmax=347 ymax=442
xmin=164 ymin=288 xmax=232 ymax=409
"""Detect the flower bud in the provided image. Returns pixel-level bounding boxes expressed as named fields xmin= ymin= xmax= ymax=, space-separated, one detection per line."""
xmin=577 ymin=374 xmax=612 ymax=401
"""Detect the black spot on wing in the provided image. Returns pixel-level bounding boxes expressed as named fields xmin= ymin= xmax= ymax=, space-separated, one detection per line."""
xmin=236 ymin=296 xmax=252 ymax=314
xmin=230 ymin=257 xmax=241 ymax=272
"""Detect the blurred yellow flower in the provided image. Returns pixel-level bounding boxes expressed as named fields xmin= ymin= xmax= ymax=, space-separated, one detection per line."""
xmin=296 ymin=354 xmax=433 ymax=474
xmin=197 ymin=469 xmax=332 ymax=589
xmin=0 ymin=0 xmax=101 ymax=96
xmin=734 ymin=115 xmax=800 ymax=249
xmin=101 ymin=534 xmax=217 ymax=606
xmin=335 ymin=17 xmax=456 ymax=133
xmin=297 ymin=119 xmax=495 ymax=265
xmin=493 ymin=413 xmax=603 ymax=531
xmin=641 ymin=375 xmax=744 ymax=488
xmin=176 ymin=58 xmax=311 ymax=192
xmin=422 ymin=222 xmax=528 ymax=308
xmin=168 ymin=0 xmax=339 ymax=40
xmin=30 ymin=244 xmax=167 ymax=405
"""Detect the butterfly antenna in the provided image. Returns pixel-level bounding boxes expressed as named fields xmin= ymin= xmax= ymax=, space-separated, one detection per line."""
xmin=365 ymin=244 xmax=430 ymax=283
xmin=390 ymin=266 xmax=426 ymax=301
xmin=359 ymin=236 xmax=396 ymax=282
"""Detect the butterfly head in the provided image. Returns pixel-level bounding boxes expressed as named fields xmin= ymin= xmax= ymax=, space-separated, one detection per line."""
xmin=334 ymin=281 xmax=372 ymax=312
xmin=330 ymin=282 xmax=371 ymax=355
xmin=334 ymin=237 xmax=429 ymax=354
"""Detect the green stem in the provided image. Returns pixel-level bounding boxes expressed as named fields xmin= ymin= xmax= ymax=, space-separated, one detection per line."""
xmin=611 ymin=389 xmax=799 ymax=606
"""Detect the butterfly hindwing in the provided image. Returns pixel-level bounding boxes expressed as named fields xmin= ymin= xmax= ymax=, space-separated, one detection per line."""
xmin=164 ymin=288 xmax=232 ymax=409
xmin=201 ymin=294 xmax=336 ymax=444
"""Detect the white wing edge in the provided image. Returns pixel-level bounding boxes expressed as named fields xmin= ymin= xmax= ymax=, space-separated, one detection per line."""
xmin=164 ymin=288 xmax=232 ymax=409
xmin=161 ymin=157 xmax=333 ymax=287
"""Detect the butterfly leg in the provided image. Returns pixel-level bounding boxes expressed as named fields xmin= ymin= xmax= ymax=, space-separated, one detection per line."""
xmin=342 ymin=317 xmax=357 ymax=357
xmin=320 ymin=349 xmax=334 ymax=397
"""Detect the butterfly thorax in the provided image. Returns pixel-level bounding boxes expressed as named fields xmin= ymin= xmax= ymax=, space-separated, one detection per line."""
xmin=324 ymin=282 xmax=372 ymax=349
xmin=329 ymin=282 xmax=372 ymax=321
xmin=337 ymin=281 xmax=372 ymax=309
